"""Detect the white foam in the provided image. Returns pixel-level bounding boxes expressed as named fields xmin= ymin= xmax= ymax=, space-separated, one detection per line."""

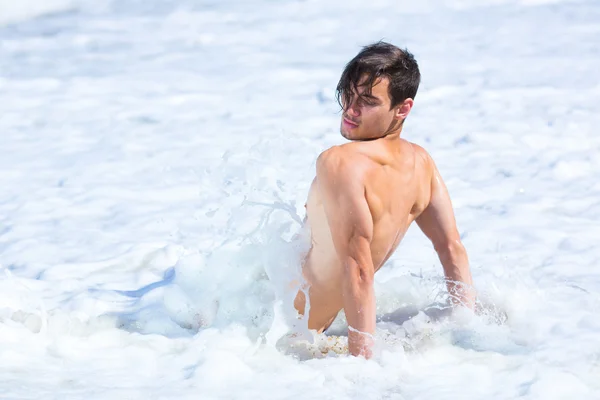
xmin=0 ymin=0 xmax=73 ymax=25
xmin=1 ymin=0 xmax=600 ymax=397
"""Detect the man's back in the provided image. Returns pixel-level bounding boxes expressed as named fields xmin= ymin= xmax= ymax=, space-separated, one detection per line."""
xmin=296 ymin=138 xmax=435 ymax=332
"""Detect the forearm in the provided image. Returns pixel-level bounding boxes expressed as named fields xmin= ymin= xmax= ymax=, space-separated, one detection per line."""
xmin=437 ymin=241 xmax=475 ymax=308
xmin=342 ymin=254 xmax=375 ymax=358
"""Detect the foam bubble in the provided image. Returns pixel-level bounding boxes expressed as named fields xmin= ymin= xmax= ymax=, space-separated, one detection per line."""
xmin=0 ymin=0 xmax=73 ymax=25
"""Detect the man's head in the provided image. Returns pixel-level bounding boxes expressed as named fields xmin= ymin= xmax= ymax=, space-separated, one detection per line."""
xmin=336 ymin=42 xmax=420 ymax=141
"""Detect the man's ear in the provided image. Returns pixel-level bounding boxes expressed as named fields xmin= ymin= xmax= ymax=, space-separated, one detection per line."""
xmin=394 ymin=98 xmax=414 ymax=121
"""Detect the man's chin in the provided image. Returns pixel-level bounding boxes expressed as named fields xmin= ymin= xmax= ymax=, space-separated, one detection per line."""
xmin=340 ymin=128 xmax=355 ymax=140
xmin=340 ymin=130 xmax=382 ymax=142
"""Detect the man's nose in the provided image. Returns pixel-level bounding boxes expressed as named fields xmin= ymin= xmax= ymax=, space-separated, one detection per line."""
xmin=346 ymin=99 xmax=361 ymax=117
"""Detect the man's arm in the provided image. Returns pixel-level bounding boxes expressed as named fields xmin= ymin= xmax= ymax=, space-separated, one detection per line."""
xmin=416 ymin=159 xmax=475 ymax=308
xmin=316 ymin=148 xmax=375 ymax=358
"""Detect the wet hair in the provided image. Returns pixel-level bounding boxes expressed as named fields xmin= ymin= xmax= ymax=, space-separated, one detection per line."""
xmin=336 ymin=41 xmax=421 ymax=110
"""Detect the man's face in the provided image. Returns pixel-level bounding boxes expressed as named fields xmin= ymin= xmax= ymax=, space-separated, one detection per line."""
xmin=340 ymin=77 xmax=404 ymax=141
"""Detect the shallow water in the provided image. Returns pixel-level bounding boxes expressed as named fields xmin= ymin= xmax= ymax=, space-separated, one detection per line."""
xmin=1 ymin=0 xmax=600 ymax=398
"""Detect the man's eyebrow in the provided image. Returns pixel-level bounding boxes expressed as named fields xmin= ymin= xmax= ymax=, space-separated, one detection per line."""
xmin=361 ymin=94 xmax=381 ymax=102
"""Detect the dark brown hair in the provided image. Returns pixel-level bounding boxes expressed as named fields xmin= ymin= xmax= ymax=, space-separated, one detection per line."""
xmin=336 ymin=42 xmax=421 ymax=110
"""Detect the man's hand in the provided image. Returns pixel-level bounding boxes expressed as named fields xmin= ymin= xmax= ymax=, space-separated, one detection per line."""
xmin=416 ymin=157 xmax=475 ymax=309
xmin=316 ymin=147 xmax=376 ymax=358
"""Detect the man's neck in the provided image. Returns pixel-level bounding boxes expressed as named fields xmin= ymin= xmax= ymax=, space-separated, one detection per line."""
xmin=384 ymin=118 xmax=404 ymax=139
xmin=380 ymin=124 xmax=403 ymax=141
xmin=384 ymin=129 xmax=402 ymax=140
xmin=349 ymin=121 xmax=404 ymax=142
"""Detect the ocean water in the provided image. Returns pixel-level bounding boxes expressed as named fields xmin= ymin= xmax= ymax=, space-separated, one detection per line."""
xmin=1 ymin=0 xmax=599 ymax=398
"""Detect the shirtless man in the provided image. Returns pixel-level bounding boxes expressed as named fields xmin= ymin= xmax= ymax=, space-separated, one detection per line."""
xmin=293 ymin=42 xmax=475 ymax=358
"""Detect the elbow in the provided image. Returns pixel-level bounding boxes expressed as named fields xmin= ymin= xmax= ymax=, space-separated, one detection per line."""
xmin=343 ymin=235 xmax=374 ymax=286
xmin=344 ymin=256 xmax=374 ymax=287
xmin=435 ymin=240 xmax=466 ymax=264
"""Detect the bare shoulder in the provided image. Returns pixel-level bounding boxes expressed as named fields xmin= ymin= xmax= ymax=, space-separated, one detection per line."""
xmin=317 ymin=145 xmax=372 ymax=180
xmin=406 ymin=141 xmax=436 ymax=178
xmin=407 ymin=141 xmax=432 ymax=164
